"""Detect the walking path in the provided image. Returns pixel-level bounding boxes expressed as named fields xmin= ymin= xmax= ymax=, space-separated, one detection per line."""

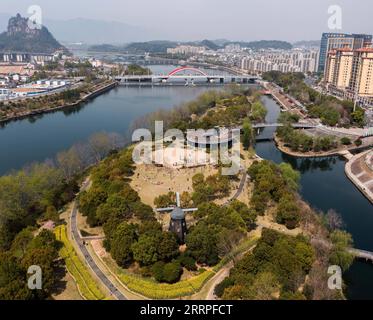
xmin=70 ymin=183 xmax=128 ymax=300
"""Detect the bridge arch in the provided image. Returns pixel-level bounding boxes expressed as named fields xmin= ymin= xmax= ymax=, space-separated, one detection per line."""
xmin=168 ymin=66 xmax=209 ymax=77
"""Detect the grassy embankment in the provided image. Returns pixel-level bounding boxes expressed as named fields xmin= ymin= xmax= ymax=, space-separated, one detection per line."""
xmin=54 ymin=225 xmax=107 ymax=300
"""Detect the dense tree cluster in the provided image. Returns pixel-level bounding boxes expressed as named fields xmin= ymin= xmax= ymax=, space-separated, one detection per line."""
xmin=216 ymin=229 xmax=315 ymax=300
xmin=131 ymin=87 xmax=261 ymax=134
xmin=77 ymin=148 xmax=187 ymax=282
xmin=124 ymin=64 xmax=152 ymax=76
xmin=0 ymin=81 xmax=110 ymax=121
xmin=278 ymin=111 xmax=300 ymax=124
xmin=277 ymin=125 xmax=337 ymax=153
xmin=0 ymin=132 xmax=124 ymax=299
xmin=248 ymin=160 xmax=301 ymax=229
xmin=186 ymin=200 xmax=254 ymax=266
xmin=191 ymin=172 xmax=231 ymax=206
xmin=0 ymin=163 xmax=78 ymax=250
xmin=0 ymin=229 xmax=60 ymax=300
xmin=263 ymin=71 xmax=365 ymax=127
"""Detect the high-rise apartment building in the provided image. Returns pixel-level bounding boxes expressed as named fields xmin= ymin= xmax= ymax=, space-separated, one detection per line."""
xmin=350 ymin=48 xmax=373 ymax=97
xmin=318 ymin=33 xmax=372 ymax=72
xmin=324 ymin=48 xmax=373 ymax=101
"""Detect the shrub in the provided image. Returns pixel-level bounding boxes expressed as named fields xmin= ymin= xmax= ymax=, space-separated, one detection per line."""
xmin=340 ymin=137 xmax=351 ymax=145
xmin=162 ymin=261 xmax=182 ymax=284
xmin=178 ymin=253 xmax=197 ymax=271
xmin=151 ymin=261 xmax=182 ymax=284
xmin=151 ymin=261 xmax=165 ymax=282
xmin=214 ymin=277 xmax=235 ymax=297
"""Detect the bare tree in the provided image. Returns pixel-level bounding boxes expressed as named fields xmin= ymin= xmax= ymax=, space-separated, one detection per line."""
xmin=326 ymin=209 xmax=344 ymax=231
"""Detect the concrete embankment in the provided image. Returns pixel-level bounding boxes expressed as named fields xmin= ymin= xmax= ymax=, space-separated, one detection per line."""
xmin=345 ymin=150 xmax=373 ymax=204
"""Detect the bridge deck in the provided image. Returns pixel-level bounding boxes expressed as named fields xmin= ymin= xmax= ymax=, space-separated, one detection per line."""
xmin=349 ymin=248 xmax=373 ymax=262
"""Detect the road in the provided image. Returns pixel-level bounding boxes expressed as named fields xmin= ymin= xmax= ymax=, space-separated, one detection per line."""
xmin=206 ymin=262 xmax=233 ymax=300
xmin=205 ymin=243 xmax=257 ymax=300
xmin=224 ymin=169 xmax=248 ymax=206
xmin=70 ymin=201 xmax=127 ymax=300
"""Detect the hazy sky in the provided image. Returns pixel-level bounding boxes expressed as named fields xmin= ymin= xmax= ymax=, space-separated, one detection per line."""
xmin=2 ymin=0 xmax=373 ymax=41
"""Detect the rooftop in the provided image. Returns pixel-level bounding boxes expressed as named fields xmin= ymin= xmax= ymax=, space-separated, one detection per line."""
xmin=171 ymin=207 xmax=185 ymax=220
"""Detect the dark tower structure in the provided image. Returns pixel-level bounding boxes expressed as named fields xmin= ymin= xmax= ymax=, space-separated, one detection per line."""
xmin=156 ymin=192 xmax=198 ymax=244
xmin=169 ymin=207 xmax=187 ymax=243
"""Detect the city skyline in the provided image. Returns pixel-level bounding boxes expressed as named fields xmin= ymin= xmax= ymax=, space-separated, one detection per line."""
xmin=1 ymin=0 xmax=373 ymax=42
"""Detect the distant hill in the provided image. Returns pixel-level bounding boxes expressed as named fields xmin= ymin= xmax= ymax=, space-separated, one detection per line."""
xmin=124 ymin=41 xmax=179 ymax=53
xmin=293 ymin=40 xmax=321 ymax=48
xmin=0 ymin=14 xmax=67 ymax=53
xmin=199 ymin=39 xmax=221 ymax=51
xmin=88 ymin=39 xmax=295 ymax=54
xmin=88 ymin=43 xmax=127 ymax=53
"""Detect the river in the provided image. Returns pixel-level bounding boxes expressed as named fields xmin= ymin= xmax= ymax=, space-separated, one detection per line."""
xmin=0 ymin=67 xmax=371 ymax=299
xmin=256 ymin=96 xmax=373 ymax=300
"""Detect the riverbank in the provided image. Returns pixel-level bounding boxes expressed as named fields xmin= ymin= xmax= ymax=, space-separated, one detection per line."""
xmin=345 ymin=150 xmax=373 ymax=204
xmin=274 ymin=134 xmax=372 ymax=159
xmin=274 ymin=134 xmax=373 ymax=204
xmin=0 ymin=80 xmax=118 ymax=125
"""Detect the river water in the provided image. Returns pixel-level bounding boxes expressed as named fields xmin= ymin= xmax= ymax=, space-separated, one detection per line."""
xmin=256 ymin=96 xmax=373 ymax=300
xmin=0 ymin=66 xmax=371 ymax=299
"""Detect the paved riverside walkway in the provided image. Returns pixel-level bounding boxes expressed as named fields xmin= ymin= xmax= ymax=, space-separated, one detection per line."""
xmin=345 ymin=150 xmax=373 ymax=204
xmin=70 ymin=181 xmax=128 ymax=300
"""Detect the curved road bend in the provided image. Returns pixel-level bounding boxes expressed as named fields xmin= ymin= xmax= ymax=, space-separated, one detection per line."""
xmin=70 ymin=202 xmax=127 ymax=300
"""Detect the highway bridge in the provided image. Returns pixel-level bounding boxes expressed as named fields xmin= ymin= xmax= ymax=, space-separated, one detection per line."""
xmin=115 ymin=66 xmax=258 ymax=85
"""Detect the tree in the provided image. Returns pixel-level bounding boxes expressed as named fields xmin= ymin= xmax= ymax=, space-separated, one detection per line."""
xmin=276 ymin=194 xmax=300 ymax=229
xmin=185 ymin=222 xmax=219 ymax=265
xmin=156 ymin=232 xmax=179 ymax=262
xmin=351 ymin=107 xmax=365 ymax=126
xmin=177 ymin=253 xmax=197 ymax=271
xmin=10 ymin=227 xmax=34 ymax=258
xmin=325 ymin=209 xmax=344 ymax=231
xmin=154 ymin=192 xmax=175 ymax=208
xmin=110 ymin=223 xmax=137 ymax=267
xmin=151 ymin=261 xmax=165 ymax=282
xmin=21 ymin=247 xmax=57 ymax=299
xmin=279 ymin=163 xmax=300 ymax=191
xmin=294 ymin=241 xmax=315 ymax=273
xmin=44 ymin=205 xmax=59 ymax=222
xmin=214 ymin=277 xmax=235 ymax=298
xmin=229 ymin=200 xmax=257 ymax=229
xmin=78 ymin=187 xmax=107 ymax=226
xmin=329 ymin=230 xmax=354 ymax=272
xmin=88 ymin=132 xmax=118 ymax=163
xmin=0 ymin=252 xmax=31 ymax=300
xmin=250 ymin=101 xmax=267 ymax=122
xmin=132 ymin=235 xmax=159 ymax=266
xmin=247 ymin=272 xmax=280 ymax=300
xmin=340 ymin=137 xmax=351 ymax=145
xmin=151 ymin=261 xmax=182 ymax=283
xmin=242 ymin=118 xmax=254 ymax=150
xmin=162 ymin=261 xmax=182 ymax=283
